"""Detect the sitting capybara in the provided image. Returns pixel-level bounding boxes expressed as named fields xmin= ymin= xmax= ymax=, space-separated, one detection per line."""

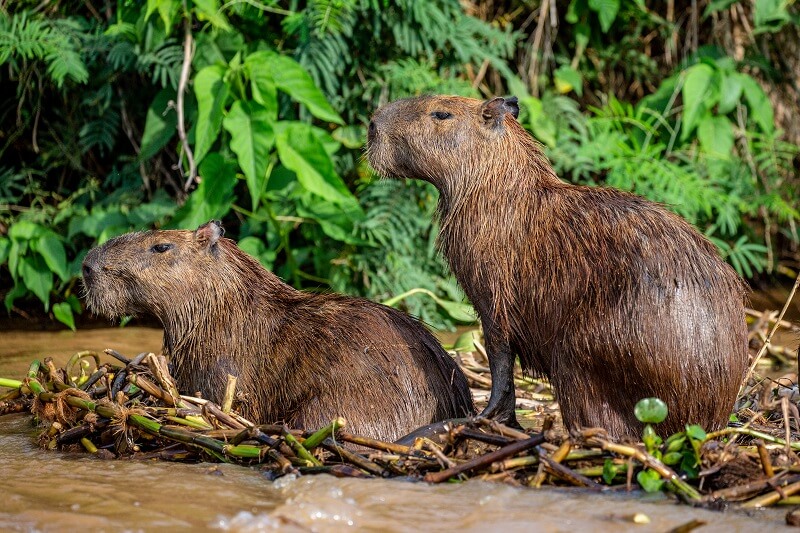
xmin=82 ymin=220 xmax=474 ymax=441
xmin=367 ymin=95 xmax=748 ymax=438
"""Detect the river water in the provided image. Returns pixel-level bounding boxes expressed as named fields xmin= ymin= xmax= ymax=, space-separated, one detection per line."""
xmin=0 ymin=327 xmax=792 ymax=531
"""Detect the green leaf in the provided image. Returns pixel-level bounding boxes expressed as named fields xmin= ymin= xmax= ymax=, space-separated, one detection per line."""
xmin=588 ymin=0 xmax=620 ymax=33
xmin=0 ymin=237 xmax=10 ymax=265
xmin=274 ymin=122 xmax=354 ymax=206
xmin=685 ymin=424 xmax=707 ymax=441
xmin=602 ymin=459 xmax=616 ymax=484
xmin=553 ymin=66 xmax=583 ymax=96
xmin=193 ymin=0 xmax=232 ymax=31
xmin=34 ymin=234 xmax=69 ymax=282
xmin=194 ymin=65 xmax=231 ymax=165
xmin=452 ymin=330 xmax=479 ymax=353
xmin=663 ymin=452 xmax=683 ymax=466
xmin=8 ymin=220 xmax=45 ymax=240
xmin=223 ymin=100 xmax=275 ymax=211
xmin=296 ymin=195 xmax=367 ymax=245
xmin=245 ymin=51 xmax=343 ymax=124
xmin=331 ymin=125 xmax=365 ymax=149
xmin=634 ymin=397 xmax=668 ymax=424
xmin=697 ymin=116 xmax=734 ymax=160
xmin=19 ymin=254 xmax=53 ymax=309
xmin=237 ymin=236 xmax=276 ymax=269
xmin=681 ymin=63 xmax=715 ymax=139
xmin=243 ymin=53 xmax=278 ymax=120
xmin=520 ymin=97 xmax=557 ymax=147
xmin=716 ymin=72 xmax=743 ymax=115
xmin=382 ymin=288 xmax=477 ymax=323
xmin=703 ymin=0 xmax=737 ymax=18
xmin=754 ymin=0 xmax=792 ymax=33
xmin=738 ymin=74 xmax=774 ymax=132
xmin=169 ymin=153 xmax=238 ymax=228
xmin=4 ymin=282 xmax=27 ymax=313
xmin=53 ymin=302 xmax=76 ymax=331
xmin=140 ymin=88 xmax=178 ymax=162
xmin=636 ymin=469 xmax=665 ymax=493
xmin=146 ymin=0 xmax=179 ymax=31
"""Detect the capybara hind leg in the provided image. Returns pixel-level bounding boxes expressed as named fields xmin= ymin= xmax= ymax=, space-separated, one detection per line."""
xmin=480 ymin=331 xmax=521 ymax=428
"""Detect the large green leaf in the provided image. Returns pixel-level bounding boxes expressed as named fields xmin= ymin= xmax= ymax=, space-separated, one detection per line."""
xmin=223 ymin=100 xmax=275 ymax=211
xmin=274 ymin=122 xmax=355 ymax=207
xmin=8 ymin=220 xmax=45 ymax=240
xmin=244 ymin=53 xmax=278 ymax=120
xmin=140 ymin=88 xmax=177 ymax=162
xmin=716 ymin=72 xmax=743 ymax=115
xmin=681 ymin=63 xmax=715 ymax=139
xmin=194 ymin=65 xmax=230 ymax=165
xmin=245 ymin=51 xmax=343 ymax=125
xmin=146 ymin=0 xmax=179 ymax=31
xmin=588 ymin=0 xmax=620 ymax=33
xmin=19 ymin=254 xmax=53 ymax=309
xmin=738 ymin=74 xmax=774 ymax=133
xmin=193 ymin=0 xmax=231 ymax=31
xmin=754 ymin=0 xmax=792 ymax=33
xmin=34 ymin=234 xmax=69 ymax=282
xmin=169 ymin=153 xmax=238 ymax=229
xmin=53 ymin=302 xmax=76 ymax=331
xmin=296 ymin=194 xmax=367 ymax=245
xmin=697 ymin=116 xmax=734 ymax=160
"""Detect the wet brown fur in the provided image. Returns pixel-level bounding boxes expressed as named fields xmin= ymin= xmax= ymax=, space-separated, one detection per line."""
xmin=367 ymin=95 xmax=749 ymax=438
xmin=82 ymin=222 xmax=474 ymax=442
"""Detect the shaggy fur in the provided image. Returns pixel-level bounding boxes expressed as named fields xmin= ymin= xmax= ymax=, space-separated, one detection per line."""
xmin=367 ymin=95 xmax=749 ymax=438
xmin=82 ymin=221 xmax=474 ymax=442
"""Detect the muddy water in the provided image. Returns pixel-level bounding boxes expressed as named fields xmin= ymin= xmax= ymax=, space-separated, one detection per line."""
xmin=0 ymin=328 xmax=791 ymax=531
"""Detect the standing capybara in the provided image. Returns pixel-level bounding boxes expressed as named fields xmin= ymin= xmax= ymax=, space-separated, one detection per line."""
xmin=82 ymin=220 xmax=474 ymax=442
xmin=367 ymin=95 xmax=749 ymax=438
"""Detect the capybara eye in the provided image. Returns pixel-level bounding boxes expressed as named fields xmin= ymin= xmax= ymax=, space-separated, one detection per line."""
xmin=150 ymin=243 xmax=174 ymax=253
xmin=431 ymin=111 xmax=452 ymax=120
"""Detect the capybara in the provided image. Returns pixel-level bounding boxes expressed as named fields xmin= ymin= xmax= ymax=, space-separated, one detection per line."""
xmin=367 ymin=95 xmax=749 ymax=438
xmin=82 ymin=220 xmax=474 ymax=442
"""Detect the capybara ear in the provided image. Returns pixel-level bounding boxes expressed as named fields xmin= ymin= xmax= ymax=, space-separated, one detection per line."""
xmin=194 ymin=220 xmax=224 ymax=251
xmin=480 ymin=96 xmax=519 ymax=127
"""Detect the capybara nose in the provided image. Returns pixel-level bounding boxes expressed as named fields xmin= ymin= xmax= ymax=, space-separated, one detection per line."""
xmin=82 ymin=262 xmax=94 ymax=281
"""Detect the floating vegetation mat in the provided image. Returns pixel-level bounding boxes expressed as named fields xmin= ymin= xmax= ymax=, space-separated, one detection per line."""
xmin=0 ymin=306 xmax=799 ymax=525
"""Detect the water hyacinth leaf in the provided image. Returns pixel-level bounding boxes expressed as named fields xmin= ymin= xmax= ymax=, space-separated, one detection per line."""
xmin=275 ymin=122 xmax=354 ymax=207
xmin=681 ymin=63 xmax=714 ymax=139
xmin=685 ymin=424 xmax=707 ymax=442
xmin=223 ymin=100 xmax=275 ymax=211
xmin=602 ymin=458 xmax=616 ymax=484
xmin=139 ymin=87 xmax=177 ymax=162
xmin=697 ymin=116 xmax=734 ymax=160
xmin=194 ymin=65 xmax=230 ymax=165
xmin=53 ymin=302 xmax=76 ymax=331
xmin=634 ymin=397 xmax=668 ymax=424
xmin=636 ymin=469 xmax=664 ymax=493
xmin=169 ymin=153 xmax=238 ymax=229
xmin=247 ymin=51 xmax=343 ymax=124
xmin=19 ymin=254 xmax=53 ymax=309
xmin=34 ymin=234 xmax=69 ymax=282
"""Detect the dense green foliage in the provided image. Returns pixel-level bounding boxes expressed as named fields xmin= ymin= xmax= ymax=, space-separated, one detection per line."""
xmin=1 ymin=1 xmax=798 ymax=330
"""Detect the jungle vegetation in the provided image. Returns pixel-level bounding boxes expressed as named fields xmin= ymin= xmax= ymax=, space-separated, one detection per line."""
xmin=0 ymin=0 xmax=798 ymax=330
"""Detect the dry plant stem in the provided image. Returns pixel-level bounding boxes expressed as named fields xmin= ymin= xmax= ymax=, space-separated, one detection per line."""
xmin=742 ymin=480 xmax=800 ymax=508
xmin=323 ymin=438 xmax=386 ymax=477
xmin=740 ymin=272 xmax=800 ymax=394
xmin=337 ymin=432 xmax=421 ymax=456
xmin=756 ymin=440 xmax=775 ymax=478
xmin=178 ymin=6 xmax=197 ymax=191
xmin=104 ymin=349 xmax=131 ymax=365
xmin=204 ymin=401 xmax=246 ymax=430
xmin=424 ymin=434 xmax=546 ymax=483
xmin=705 ymin=427 xmax=800 ymax=451
xmin=588 ymin=437 xmax=701 ymax=501
xmin=222 ymin=374 xmax=237 ymax=414
xmin=540 ymin=454 xmax=603 ymax=490
xmin=476 ymin=417 xmax=531 ymax=440
xmin=744 ymin=307 xmax=800 ymax=331
xmin=706 ymin=472 xmax=794 ymax=501
xmin=128 ymin=374 xmax=176 ymax=406
xmin=423 ymin=439 xmax=457 ymax=469
xmin=146 ymin=354 xmax=182 ymax=406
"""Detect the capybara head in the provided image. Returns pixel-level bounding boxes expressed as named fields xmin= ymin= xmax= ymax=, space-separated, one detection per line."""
xmin=367 ymin=95 xmax=531 ymax=188
xmin=82 ymin=220 xmax=235 ymax=320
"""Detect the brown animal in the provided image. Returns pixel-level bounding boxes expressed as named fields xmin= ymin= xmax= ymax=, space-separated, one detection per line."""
xmin=82 ymin=221 xmax=474 ymax=442
xmin=367 ymin=95 xmax=749 ymax=438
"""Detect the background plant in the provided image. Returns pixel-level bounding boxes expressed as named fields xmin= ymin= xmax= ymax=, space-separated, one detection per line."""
xmin=1 ymin=0 xmax=798 ymax=329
